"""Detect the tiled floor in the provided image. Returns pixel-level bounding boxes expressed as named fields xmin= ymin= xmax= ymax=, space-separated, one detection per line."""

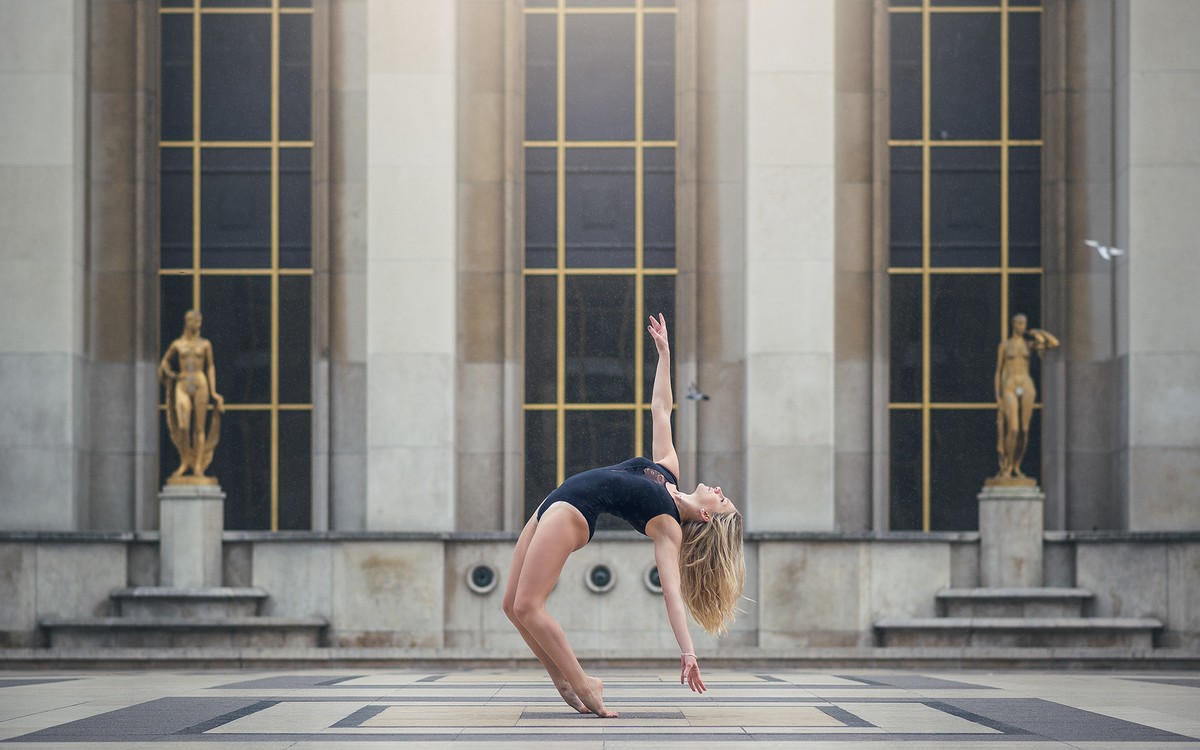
xmin=1 ymin=668 xmax=1199 ymax=747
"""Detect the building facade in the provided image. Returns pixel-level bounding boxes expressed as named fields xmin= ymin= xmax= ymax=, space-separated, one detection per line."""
xmin=1 ymin=0 xmax=1198 ymax=654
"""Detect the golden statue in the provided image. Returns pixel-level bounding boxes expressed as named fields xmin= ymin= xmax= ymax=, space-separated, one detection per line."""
xmin=989 ymin=313 xmax=1059 ymax=485
xmin=158 ymin=310 xmax=225 ymax=484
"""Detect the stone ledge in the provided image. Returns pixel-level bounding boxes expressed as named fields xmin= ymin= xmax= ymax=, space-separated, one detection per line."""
xmin=111 ymin=587 xmax=269 ymax=600
xmin=937 ymin=587 xmax=1094 ymax=600
xmin=40 ymin=617 xmax=327 ymax=629
xmin=875 ymin=617 xmax=1163 ymax=630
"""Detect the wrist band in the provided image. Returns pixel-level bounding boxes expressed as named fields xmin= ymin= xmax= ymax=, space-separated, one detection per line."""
xmin=681 ymin=652 xmax=696 ymax=658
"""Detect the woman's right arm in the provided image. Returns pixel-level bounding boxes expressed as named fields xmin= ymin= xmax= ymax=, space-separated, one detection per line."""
xmin=652 ymin=531 xmax=706 ymax=694
xmin=647 ymin=314 xmax=680 ymax=480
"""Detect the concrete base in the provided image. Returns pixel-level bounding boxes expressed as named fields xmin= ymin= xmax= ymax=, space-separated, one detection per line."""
xmin=978 ymin=484 xmax=1045 ymax=587
xmin=158 ymin=484 xmax=225 ymax=588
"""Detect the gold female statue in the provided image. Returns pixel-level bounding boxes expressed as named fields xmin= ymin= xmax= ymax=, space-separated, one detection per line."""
xmin=158 ymin=310 xmax=225 ymax=483
xmin=992 ymin=313 xmax=1059 ymax=482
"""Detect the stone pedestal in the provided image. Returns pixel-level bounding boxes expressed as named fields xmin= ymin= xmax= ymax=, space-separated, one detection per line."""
xmin=159 ymin=484 xmax=225 ymax=588
xmin=978 ymin=483 xmax=1044 ymax=588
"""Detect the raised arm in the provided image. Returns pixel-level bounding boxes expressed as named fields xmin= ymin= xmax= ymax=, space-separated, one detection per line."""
xmin=647 ymin=313 xmax=680 ymax=480
xmin=652 ymin=530 xmax=706 ymax=694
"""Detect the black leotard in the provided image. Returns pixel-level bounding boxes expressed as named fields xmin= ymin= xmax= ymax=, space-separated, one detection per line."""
xmin=536 ymin=457 xmax=682 ymax=541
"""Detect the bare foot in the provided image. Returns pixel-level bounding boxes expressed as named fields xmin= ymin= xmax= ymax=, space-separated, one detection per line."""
xmin=575 ymin=675 xmax=618 ymax=718
xmin=554 ymin=681 xmax=589 ymax=714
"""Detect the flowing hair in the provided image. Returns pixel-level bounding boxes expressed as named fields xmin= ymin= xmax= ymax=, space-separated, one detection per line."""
xmin=678 ymin=512 xmax=746 ymax=637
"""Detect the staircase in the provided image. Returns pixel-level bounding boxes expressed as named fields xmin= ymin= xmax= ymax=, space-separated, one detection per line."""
xmin=40 ymin=587 xmax=327 ymax=649
xmin=875 ymin=587 xmax=1162 ymax=649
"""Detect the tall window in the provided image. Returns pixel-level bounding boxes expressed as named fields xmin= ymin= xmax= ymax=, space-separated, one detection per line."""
xmin=159 ymin=0 xmax=313 ymax=530
xmin=887 ymin=0 xmax=1042 ymax=531
xmin=523 ymin=0 xmax=678 ymax=519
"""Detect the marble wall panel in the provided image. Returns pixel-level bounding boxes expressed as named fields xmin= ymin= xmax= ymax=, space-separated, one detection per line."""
xmin=34 ymin=542 xmax=125 ymax=619
xmin=330 ymin=541 xmax=444 ymax=647
xmin=1076 ymin=541 xmax=1167 ymax=620
xmin=867 ymin=542 xmax=949 ymax=620
xmin=758 ymin=541 xmax=865 ymax=647
xmin=0 ymin=543 xmax=36 ymax=645
xmin=252 ymin=542 xmax=334 ymax=619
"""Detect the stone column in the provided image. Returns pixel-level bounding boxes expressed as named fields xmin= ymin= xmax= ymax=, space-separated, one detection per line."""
xmin=978 ymin=483 xmax=1044 ymax=587
xmin=158 ymin=484 xmax=225 ymax=588
xmin=744 ymin=0 xmax=837 ymax=530
xmin=364 ymin=0 xmax=457 ymax=531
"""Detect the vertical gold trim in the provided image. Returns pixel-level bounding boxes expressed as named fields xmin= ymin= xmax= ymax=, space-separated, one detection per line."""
xmin=192 ymin=0 xmax=202 ymax=307
xmin=269 ymin=0 xmax=281 ymax=531
xmin=555 ymin=0 xmax=567 ymax=485
xmin=633 ymin=0 xmax=645 ymax=456
xmin=1000 ymin=0 xmax=1010 ymax=339
xmin=920 ymin=0 xmax=932 ymax=532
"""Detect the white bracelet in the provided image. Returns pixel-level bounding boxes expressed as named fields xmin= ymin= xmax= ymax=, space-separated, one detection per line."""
xmin=681 ymin=652 xmax=696 ymax=658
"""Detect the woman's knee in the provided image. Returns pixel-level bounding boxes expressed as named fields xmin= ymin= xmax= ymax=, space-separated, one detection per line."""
xmin=511 ymin=593 xmax=542 ymax=624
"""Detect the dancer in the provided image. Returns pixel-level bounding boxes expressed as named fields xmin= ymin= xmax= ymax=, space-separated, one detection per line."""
xmin=503 ymin=313 xmax=745 ymax=718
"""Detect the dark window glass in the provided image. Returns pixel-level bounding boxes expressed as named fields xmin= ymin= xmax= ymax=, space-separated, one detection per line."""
xmin=161 ymin=0 xmax=191 ymax=7
xmin=278 ymin=411 xmax=312 ymax=530
xmin=890 ymin=0 xmax=921 ymax=6
xmin=890 ymin=13 xmax=922 ymax=140
xmin=932 ymin=0 xmax=994 ymax=5
xmin=889 ymin=275 xmax=922 ymax=403
xmin=279 ymin=15 xmax=312 ymax=141
xmin=1009 ymin=146 xmax=1040 ymax=267
xmin=929 ymin=409 xmax=993 ymax=531
xmin=1011 ymin=0 xmax=1041 ymax=7
xmin=930 ymin=147 xmax=1001 ymax=267
xmin=1009 ymin=13 xmax=1040 ymax=140
xmin=565 ymin=148 xmax=635 ymax=267
xmin=200 ymin=276 xmax=271 ymax=404
xmin=565 ymin=410 xmax=635 ymax=480
xmin=645 ymin=0 xmax=677 ymax=7
xmin=525 ymin=148 xmax=557 ymax=268
xmin=565 ymin=14 xmax=635 ymax=141
xmin=203 ymin=0 xmax=271 ymax=7
xmin=567 ymin=0 xmax=631 ymax=6
xmin=279 ymin=148 xmax=312 ymax=268
xmin=642 ymin=274 xmax=676 ymax=401
xmin=281 ymin=0 xmax=313 ymax=7
xmin=161 ymin=148 xmax=193 ymax=269
xmin=161 ymin=15 xmax=193 ymax=141
xmin=526 ymin=14 xmax=557 ymax=141
xmin=279 ymin=276 xmax=311 ymax=404
xmin=889 ymin=147 xmax=922 ymax=267
xmin=525 ymin=276 xmax=557 ymax=404
xmin=524 ymin=409 xmax=557 ymax=518
xmin=159 ymin=275 xmax=194 ymax=364
xmin=889 ymin=410 xmax=922 ymax=530
xmin=930 ymin=274 xmax=1000 ymax=403
xmin=200 ymin=15 xmax=271 ymax=141
xmin=565 ymin=276 xmax=636 ymax=403
xmin=526 ymin=0 xmax=556 ymax=7
xmin=200 ymin=148 xmax=271 ymax=268
xmin=1008 ymin=273 xmax=1043 ymax=398
xmin=930 ymin=13 xmax=1001 ymax=140
xmin=210 ymin=410 xmax=272 ymax=530
xmin=644 ymin=14 xmax=675 ymax=141
xmin=644 ymin=148 xmax=675 ymax=268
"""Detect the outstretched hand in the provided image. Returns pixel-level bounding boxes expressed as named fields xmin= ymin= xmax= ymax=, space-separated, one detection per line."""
xmin=648 ymin=313 xmax=670 ymax=356
xmin=681 ymin=654 xmax=706 ymax=694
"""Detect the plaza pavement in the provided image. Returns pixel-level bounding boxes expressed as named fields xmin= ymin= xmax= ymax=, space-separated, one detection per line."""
xmin=1 ymin=667 xmax=1199 ymax=748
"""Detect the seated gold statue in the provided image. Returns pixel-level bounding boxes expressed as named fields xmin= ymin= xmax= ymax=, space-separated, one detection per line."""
xmin=992 ymin=313 xmax=1059 ymax=482
xmin=158 ymin=310 xmax=225 ymax=483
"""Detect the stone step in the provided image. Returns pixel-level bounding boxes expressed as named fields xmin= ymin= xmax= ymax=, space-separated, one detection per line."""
xmin=875 ymin=617 xmax=1162 ymax=649
xmin=40 ymin=617 xmax=327 ymax=649
xmin=111 ymin=587 xmax=268 ymax=619
xmin=936 ymin=587 xmax=1094 ymax=618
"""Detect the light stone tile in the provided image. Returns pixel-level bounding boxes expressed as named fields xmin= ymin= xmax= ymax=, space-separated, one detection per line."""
xmin=1128 ymin=167 xmax=1200 ymax=273
xmin=868 ymin=542 xmax=948 ymax=620
xmin=0 ymin=543 xmax=36 ymax=635
xmin=331 ymin=540 xmax=445 ymax=636
xmin=458 ymin=182 xmax=504 ymax=274
xmin=365 ymin=446 xmax=454 ymax=531
xmin=746 ymin=352 xmax=833 ymax=446
xmin=747 ymin=72 xmax=834 ymax=167
xmin=86 ymin=452 xmax=135 ymax=531
xmin=366 ymin=352 xmax=453 ymax=448
xmin=459 ymin=92 xmax=504 ymax=184
xmin=89 ymin=180 xmax=135 ymax=273
xmin=329 ymin=452 xmax=367 ymax=531
xmin=252 ymin=542 xmax=333 ymax=619
xmin=1127 ymin=353 xmax=1200 ymax=446
xmin=697 ymin=181 xmax=745 ymax=274
xmin=0 ymin=73 xmax=77 ymax=166
xmin=0 ymin=0 xmax=77 ymax=74
xmin=697 ymin=0 xmax=746 ymax=95
xmin=1129 ymin=72 xmax=1200 ymax=165
xmin=456 ymin=363 xmax=503 ymax=453
xmin=0 ymin=261 xmax=76 ymax=353
xmin=460 ymin=273 xmax=504 ymax=363
xmin=0 ymin=354 xmax=74 ymax=446
xmin=1129 ymin=0 xmax=1200 ymax=72
xmin=0 ymin=165 xmax=74 ymax=263
xmin=758 ymin=541 xmax=863 ymax=639
xmin=697 ymin=90 xmax=745 ymax=183
xmin=367 ymin=166 xmax=456 ymax=261
xmin=1166 ymin=543 xmax=1200 ymax=633
xmin=444 ymin=541 xmax=514 ymax=638
xmin=746 ymin=166 xmax=834 ymax=261
xmin=1076 ymin=541 xmax=1167 ymax=618
xmin=89 ymin=92 xmax=134 ymax=183
xmin=367 ymin=73 xmax=455 ymax=168
xmin=209 ymin=701 xmax=357 ymax=734
xmin=746 ymin=260 xmax=833 ymax=354
xmin=459 ymin=0 xmax=504 ymax=95
xmin=331 ymin=0 xmax=367 ymax=93
xmin=365 ymin=259 xmax=454 ymax=355
xmin=746 ymin=445 xmax=834 ymax=532
xmin=835 ymin=181 xmax=872 ymax=274
xmin=747 ymin=0 xmax=833 ymax=75
xmin=838 ymin=702 xmax=1001 ymax=734
xmin=331 ymin=90 xmax=367 ymax=185
xmin=1128 ymin=447 xmax=1200 ymax=531
xmin=367 ymin=0 xmax=455 ymax=76
xmin=330 ymin=271 xmax=367 ymax=361
xmin=34 ymin=542 xmax=125 ymax=618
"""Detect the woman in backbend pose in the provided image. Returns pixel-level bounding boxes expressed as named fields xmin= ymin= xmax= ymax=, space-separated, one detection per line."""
xmin=503 ymin=314 xmax=745 ymax=718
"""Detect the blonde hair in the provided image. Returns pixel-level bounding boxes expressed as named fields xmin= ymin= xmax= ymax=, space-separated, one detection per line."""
xmin=678 ymin=512 xmax=746 ymax=637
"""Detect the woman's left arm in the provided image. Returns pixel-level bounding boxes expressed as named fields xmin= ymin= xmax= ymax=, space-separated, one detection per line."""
xmin=652 ymin=531 xmax=706 ymax=694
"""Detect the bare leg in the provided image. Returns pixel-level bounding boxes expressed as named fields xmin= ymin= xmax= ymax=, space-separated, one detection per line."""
xmin=1014 ymin=387 xmax=1036 ymax=476
xmin=1000 ymin=393 xmax=1020 ymax=477
xmin=502 ymin=513 xmax=588 ymax=713
xmin=171 ymin=387 xmax=192 ymax=477
xmin=513 ymin=506 xmax=616 ymax=718
xmin=190 ymin=382 xmax=211 ymax=476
